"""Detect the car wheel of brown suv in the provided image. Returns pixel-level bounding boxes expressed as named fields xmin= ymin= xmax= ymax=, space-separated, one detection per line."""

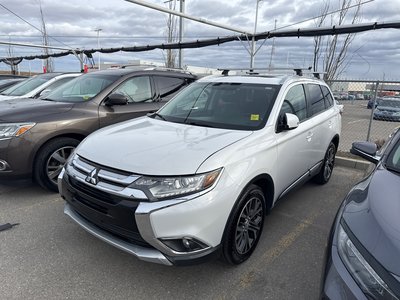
xmin=34 ymin=137 xmax=80 ymax=192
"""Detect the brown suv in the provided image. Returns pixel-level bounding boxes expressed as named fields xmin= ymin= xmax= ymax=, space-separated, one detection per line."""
xmin=0 ymin=68 xmax=196 ymax=191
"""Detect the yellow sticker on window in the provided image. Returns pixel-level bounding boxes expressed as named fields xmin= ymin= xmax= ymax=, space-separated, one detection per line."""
xmin=250 ymin=114 xmax=260 ymax=121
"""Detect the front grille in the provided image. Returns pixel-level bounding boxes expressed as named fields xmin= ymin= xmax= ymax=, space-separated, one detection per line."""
xmin=64 ymin=154 xmax=151 ymax=247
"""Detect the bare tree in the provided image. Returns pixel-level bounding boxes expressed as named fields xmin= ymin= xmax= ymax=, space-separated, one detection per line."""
xmin=6 ymin=41 xmax=18 ymax=75
xmin=313 ymin=0 xmax=362 ymax=80
xmin=163 ymin=0 xmax=178 ymax=68
xmin=38 ymin=0 xmax=53 ymax=72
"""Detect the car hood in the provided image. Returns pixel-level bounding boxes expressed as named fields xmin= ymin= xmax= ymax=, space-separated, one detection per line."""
xmin=0 ymin=94 xmax=19 ymax=101
xmin=0 ymin=98 xmax=74 ymax=122
xmin=343 ymin=166 xmax=400 ymax=277
xmin=76 ymin=117 xmax=253 ymax=175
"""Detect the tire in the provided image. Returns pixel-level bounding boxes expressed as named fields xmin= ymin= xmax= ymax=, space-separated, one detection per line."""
xmin=33 ymin=137 xmax=80 ymax=192
xmin=314 ymin=142 xmax=336 ymax=185
xmin=222 ymin=184 xmax=266 ymax=265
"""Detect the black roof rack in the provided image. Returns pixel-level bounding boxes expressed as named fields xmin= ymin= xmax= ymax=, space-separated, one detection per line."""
xmin=218 ymin=67 xmax=325 ymax=79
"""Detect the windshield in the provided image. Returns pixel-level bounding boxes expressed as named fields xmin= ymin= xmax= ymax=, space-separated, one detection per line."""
xmin=386 ymin=136 xmax=400 ymax=173
xmin=378 ymin=100 xmax=400 ymax=108
xmin=155 ymin=82 xmax=281 ymax=130
xmin=0 ymin=74 xmax=57 ymax=96
xmin=44 ymin=74 xmax=118 ymax=102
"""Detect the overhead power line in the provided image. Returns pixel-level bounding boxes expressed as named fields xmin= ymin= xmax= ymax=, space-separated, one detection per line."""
xmin=1 ymin=20 xmax=399 ymax=64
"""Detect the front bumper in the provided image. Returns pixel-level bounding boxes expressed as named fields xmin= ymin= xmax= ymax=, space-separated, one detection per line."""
xmin=321 ymin=244 xmax=367 ymax=299
xmin=0 ymin=136 xmax=33 ymax=180
xmin=58 ymin=167 xmax=233 ymax=265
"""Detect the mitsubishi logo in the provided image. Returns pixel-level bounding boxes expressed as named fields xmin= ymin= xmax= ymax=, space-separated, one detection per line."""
xmin=85 ymin=168 xmax=99 ymax=185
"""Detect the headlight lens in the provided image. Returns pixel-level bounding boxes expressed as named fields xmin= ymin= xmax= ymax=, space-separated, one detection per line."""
xmin=134 ymin=168 xmax=222 ymax=199
xmin=0 ymin=123 xmax=36 ymax=139
xmin=337 ymin=224 xmax=399 ymax=299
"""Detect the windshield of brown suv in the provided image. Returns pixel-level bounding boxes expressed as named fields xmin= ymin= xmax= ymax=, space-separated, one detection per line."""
xmin=154 ymin=82 xmax=281 ymax=130
xmin=44 ymin=74 xmax=118 ymax=102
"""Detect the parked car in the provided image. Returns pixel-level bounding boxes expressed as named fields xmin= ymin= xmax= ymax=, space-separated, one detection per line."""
xmin=367 ymin=97 xmax=382 ymax=109
xmin=373 ymin=98 xmax=400 ymax=121
xmin=0 ymin=72 xmax=81 ymax=101
xmin=320 ymin=127 xmax=400 ymax=299
xmin=0 ymin=74 xmax=28 ymax=80
xmin=0 ymin=78 xmax=26 ymax=93
xmin=59 ymin=70 xmax=341 ymax=266
xmin=0 ymin=68 xmax=196 ymax=191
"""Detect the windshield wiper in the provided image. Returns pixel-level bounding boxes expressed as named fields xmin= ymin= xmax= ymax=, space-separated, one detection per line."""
xmin=186 ymin=121 xmax=215 ymax=128
xmin=385 ymin=165 xmax=400 ymax=175
xmin=149 ymin=112 xmax=166 ymax=121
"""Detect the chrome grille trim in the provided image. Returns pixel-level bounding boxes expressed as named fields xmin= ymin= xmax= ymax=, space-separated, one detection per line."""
xmin=66 ymin=155 xmax=148 ymax=200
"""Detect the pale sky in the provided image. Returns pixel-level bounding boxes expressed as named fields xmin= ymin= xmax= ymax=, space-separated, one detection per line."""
xmin=0 ymin=0 xmax=399 ymax=79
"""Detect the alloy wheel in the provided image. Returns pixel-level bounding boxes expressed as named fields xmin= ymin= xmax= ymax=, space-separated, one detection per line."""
xmin=46 ymin=146 xmax=75 ymax=184
xmin=235 ymin=196 xmax=263 ymax=255
xmin=323 ymin=146 xmax=335 ymax=181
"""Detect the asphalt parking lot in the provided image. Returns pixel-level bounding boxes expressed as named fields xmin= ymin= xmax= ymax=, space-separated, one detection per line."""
xmin=0 ymin=165 xmax=365 ymax=300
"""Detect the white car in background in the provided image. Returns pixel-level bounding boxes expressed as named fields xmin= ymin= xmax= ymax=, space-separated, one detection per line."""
xmin=59 ymin=70 xmax=341 ymax=266
xmin=0 ymin=72 xmax=81 ymax=101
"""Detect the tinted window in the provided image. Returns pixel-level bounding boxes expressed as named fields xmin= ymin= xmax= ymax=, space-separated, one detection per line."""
xmin=281 ymin=85 xmax=307 ymax=121
xmin=45 ymin=77 xmax=76 ymax=92
xmin=321 ymin=85 xmax=334 ymax=107
xmin=307 ymin=84 xmax=325 ymax=115
xmin=154 ymin=76 xmax=187 ymax=100
xmin=114 ymin=76 xmax=152 ymax=103
xmin=157 ymin=82 xmax=281 ymax=131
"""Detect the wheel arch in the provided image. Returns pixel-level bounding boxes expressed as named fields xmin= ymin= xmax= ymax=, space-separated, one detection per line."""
xmin=31 ymin=133 xmax=86 ymax=173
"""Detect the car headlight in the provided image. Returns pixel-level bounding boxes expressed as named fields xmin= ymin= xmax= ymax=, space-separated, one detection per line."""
xmin=133 ymin=168 xmax=222 ymax=200
xmin=337 ymin=223 xmax=399 ymax=299
xmin=0 ymin=123 xmax=36 ymax=139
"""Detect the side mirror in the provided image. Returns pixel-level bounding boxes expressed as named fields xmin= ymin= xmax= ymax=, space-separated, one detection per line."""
xmin=350 ymin=141 xmax=379 ymax=164
xmin=277 ymin=113 xmax=299 ymax=132
xmin=39 ymin=89 xmax=51 ymax=97
xmin=104 ymin=93 xmax=128 ymax=106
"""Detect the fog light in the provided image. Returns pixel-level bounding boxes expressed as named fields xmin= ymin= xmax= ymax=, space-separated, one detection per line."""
xmin=161 ymin=237 xmax=209 ymax=253
xmin=0 ymin=160 xmax=10 ymax=171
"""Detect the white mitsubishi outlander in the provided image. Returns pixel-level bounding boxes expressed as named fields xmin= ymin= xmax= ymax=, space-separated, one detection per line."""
xmin=58 ymin=70 xmax=341 ymax=266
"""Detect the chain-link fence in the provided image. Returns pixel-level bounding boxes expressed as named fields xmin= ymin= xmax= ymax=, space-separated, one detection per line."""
xmin=327 ymin=79 xmax=400 ymax=152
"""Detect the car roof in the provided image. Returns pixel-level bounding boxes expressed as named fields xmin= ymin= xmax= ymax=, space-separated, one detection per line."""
xmin=198 ymin=74 xmax=325 ymax=85
xmin=88 ymin=68 xmax=196 ymax=78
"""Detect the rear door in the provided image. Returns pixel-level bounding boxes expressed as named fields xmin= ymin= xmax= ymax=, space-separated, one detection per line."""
xmin=304 ymin=84 xmax=338 ymax=163
xmin=98 ymin=75 xmax=159 ymax=128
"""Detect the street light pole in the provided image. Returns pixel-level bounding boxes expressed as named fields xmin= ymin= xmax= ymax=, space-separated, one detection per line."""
xmin=94 ymin=28 xmax=102 ymax=70
xmin=250 ymin=0 xmax=261 ymax=69
xmin=178 ymin=0 xmax=185 ymax=68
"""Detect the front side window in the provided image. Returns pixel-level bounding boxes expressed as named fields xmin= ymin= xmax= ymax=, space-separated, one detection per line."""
xmin=113 ymin=76 xmax=152 ymax=103
xmin=307 ymin=84 xmax=326 ymax=116
xmin=280 ymin=85 xmax=307 ymax=121
xmin=155 ymin=82 xmax=281 ymax=130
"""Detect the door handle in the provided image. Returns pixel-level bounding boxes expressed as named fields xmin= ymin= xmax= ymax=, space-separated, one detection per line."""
xmin=306 ymin=132 xmax=313 ymax=141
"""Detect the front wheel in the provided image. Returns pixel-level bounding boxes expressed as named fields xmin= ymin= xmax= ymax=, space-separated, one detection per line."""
xmin=314 ymin=142 xmax=336 ymax=185
xmin=34 ymin=137 xmax=80 ymax=192
xmin=222 ymin=184 xmax=266 ymax=265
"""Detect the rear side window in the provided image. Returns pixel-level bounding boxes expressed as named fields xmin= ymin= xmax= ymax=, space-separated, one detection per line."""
xmin=321 ymin=85 xmax=334 ymax=108
xmin=307 ymin=84 xmax=325 ymax=116
xmin=154 ymin=76 xmax=187 ymax=101
xmin=281 ymin=84 xmax=307 ymax=121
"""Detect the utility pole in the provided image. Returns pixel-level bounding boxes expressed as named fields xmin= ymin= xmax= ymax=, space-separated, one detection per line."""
xmin=178 ymin=0 xmax=185 ymax=68
xmin=250 ymin=0 xmax=261 ymax=69
xmin=268 ymin=19 xmax=277 ymax=70
xmin=94 ymin=28 xmax=102 ymax=70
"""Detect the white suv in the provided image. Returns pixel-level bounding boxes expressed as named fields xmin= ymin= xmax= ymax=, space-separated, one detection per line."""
xmin=58 ymin=70 xmax=341 ymax=266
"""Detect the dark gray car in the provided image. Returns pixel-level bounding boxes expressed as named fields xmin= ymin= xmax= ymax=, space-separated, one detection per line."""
xmin=0 ymin=68 xmax=196 ymax=191
xmin=320 ymin=127 xmax=400 ymax=299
